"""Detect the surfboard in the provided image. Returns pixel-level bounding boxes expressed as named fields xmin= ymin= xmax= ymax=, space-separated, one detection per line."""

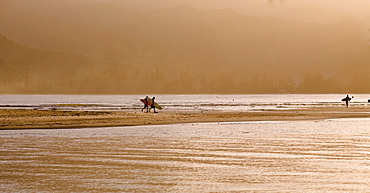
xmin=154 ymin=103 xmax=162 ymax=110
xmin=140 ymin=99 xmax=151 ymax=106
xmin=145 ymin=97 xmax=162 ymax=110
xmin=341 ymin=97 xmax=351 ymax=102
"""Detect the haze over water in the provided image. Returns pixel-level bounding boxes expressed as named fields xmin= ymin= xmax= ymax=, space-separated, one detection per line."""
xmin=1 ymin=94 xmax=369 ymax=112
xmin=1 ymin=0 xmax=370 ymax=94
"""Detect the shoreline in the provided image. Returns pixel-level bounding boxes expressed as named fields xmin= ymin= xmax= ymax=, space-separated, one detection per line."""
xmin=1 ymin=107 xmax=370 ymax=130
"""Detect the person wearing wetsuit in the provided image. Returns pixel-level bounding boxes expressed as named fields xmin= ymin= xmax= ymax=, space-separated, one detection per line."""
xmin=149 ymin=97 xmax=157 ymax=113
xmin=141 ymin=96 xmax=149 ymax=112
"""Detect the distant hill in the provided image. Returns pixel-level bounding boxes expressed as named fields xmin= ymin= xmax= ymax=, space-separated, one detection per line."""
xmin=80 ymin=0 xmax=358 ymax=23
xmin=1 ymin=1 xmax=370 ymax=94
xmin=0 ymin=34 xmax=107 ymax=93
xmin=0 ymin=0 xmax=137 ymax=52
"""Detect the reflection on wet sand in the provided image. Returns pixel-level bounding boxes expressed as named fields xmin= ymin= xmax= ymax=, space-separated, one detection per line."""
xmin=1 ymin=119 xmax=370 ymax=192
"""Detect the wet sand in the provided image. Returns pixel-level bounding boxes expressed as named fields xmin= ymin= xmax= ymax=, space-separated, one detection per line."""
xmin=2 ymin=114 xmax=370 ymax=192
xmin=1 ymin=106 xmax=370 ymax=129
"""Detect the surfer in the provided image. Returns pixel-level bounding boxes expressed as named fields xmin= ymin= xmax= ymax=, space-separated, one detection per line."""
xmin=149 ymin=97 xmax=158 ymax=113
xmin=141 ymin=96 xmax=149 ymax=112
xmin=342 ymin=95 xmax=351 ymax=108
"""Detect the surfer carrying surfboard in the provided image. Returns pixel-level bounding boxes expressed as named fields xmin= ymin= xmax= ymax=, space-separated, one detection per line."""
xmin=141 ymin=96 xmax=149 ymax=112
xmin=342 ymin=95 xmax=352 ymax=108
xmin=149 ymin=97 xmax=158 ymax=113
xmin=140 ymin=96 xmax=162 ymax=113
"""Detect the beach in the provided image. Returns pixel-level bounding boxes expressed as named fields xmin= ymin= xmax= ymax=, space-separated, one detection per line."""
xmin=2 ymin=95 xmax=370 ymax=192
xmin=2 ymin=111 xmax=370 ymax=192
xmin=1 ymin=106 xmax=370 ymax=130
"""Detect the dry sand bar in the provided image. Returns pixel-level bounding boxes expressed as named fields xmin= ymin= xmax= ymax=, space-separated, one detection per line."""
xmin=1 ymin=106 xmax=370 ymax=130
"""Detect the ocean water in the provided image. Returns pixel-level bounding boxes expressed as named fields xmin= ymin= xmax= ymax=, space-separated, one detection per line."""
xmin=1 ymin=119 xmax=370 ymax=192
xmin=0 ymin=94 xmax=369 ymax=111
xmin=1 ymin=94 xmax=370 ymax=192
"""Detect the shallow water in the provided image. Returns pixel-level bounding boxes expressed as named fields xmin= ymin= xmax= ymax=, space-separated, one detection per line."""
xmin=1 ymin=119 xmax=370 ymax=192
xmin=0 ymin=94 xmax=369 ymax=111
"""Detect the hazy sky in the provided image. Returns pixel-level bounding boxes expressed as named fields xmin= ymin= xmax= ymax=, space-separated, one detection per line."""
xmin=1 ymin=0 xmax=370 ymax=94
xmin=76 ymin=0 xmax=370 ymax=18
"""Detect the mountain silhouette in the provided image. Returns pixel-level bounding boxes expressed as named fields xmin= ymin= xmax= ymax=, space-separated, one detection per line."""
xmin=1 ymin=1 xmax=370 ymax=94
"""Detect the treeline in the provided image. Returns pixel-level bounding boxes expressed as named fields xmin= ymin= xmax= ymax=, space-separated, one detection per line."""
xmin=3 ymin=67 xmax=370 ymax=94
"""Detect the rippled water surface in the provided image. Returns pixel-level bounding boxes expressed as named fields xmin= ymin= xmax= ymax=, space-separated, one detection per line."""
xmin=2 ymin=119 xmax=370 ymax=192
xmin=1 ymin=94 xmax=369 ymax=111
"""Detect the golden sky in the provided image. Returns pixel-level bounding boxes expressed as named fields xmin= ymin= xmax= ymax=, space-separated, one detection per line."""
xmin=1 ymin=0 xmax=370 ymax=94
